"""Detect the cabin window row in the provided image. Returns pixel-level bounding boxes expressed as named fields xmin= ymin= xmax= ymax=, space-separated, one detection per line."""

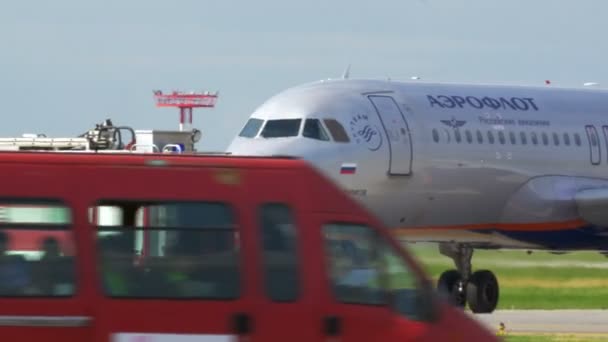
xmin=431 ymin=128 xmax=583 ymax=147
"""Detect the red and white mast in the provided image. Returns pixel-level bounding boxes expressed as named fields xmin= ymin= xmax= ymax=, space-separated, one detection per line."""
xmin=153 ymin=90 xmax=219 ymax=131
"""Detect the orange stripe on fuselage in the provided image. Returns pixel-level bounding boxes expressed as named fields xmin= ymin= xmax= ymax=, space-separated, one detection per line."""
xmin=393 ymin=219 xmax=586 ymax=234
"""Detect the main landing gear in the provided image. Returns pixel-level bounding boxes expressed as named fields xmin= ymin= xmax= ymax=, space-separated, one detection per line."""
xmin=436 ymin=243 xmax=499 ymax=314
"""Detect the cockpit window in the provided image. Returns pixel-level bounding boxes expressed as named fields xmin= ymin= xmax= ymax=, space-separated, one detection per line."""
xmin=303 ymin=119 xmax=330 ymax=141
xmin=238 ymin=118 xmax=264 ymax=138
xmin=260 ymin=119 xmax=302 ymax=138
xmin=323 ymin=119 xmax=350 ymax=143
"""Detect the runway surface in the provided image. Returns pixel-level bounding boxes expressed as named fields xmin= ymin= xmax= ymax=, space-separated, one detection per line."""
xmin=469 ymin=310 xmax=608 ymax=334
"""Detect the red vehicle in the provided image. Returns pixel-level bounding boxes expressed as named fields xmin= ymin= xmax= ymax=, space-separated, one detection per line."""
xmin=0 ymin=151 xmax=498 ymax=342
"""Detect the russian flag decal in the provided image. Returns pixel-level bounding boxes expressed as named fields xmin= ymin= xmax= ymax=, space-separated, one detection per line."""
xmin=340 ymin=163 xmax=357 ymax=174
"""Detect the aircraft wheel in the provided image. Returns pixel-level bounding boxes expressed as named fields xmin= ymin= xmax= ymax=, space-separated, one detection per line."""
xmin=466 ymin=270 xmax=499 ymax=314
xmin=437 ymin=269 xmax=466 ymax=308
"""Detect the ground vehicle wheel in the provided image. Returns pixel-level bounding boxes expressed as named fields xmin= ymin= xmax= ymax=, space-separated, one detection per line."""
xmin=466 ymin=270 xmax=499 ymax=313
xmin=437 ymin=269 xmax=466 ymax=308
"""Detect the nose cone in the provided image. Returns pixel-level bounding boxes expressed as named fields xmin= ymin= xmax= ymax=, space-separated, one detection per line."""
xmin=227 ymin=136 xmax=340 ymax=173
xmin=226 ymin=137 xmax=270 ymax=156
xmin=228 ymin=136 xmax=350 ymax=184
xmin=226 ymin=136 xmax=310 ymax=158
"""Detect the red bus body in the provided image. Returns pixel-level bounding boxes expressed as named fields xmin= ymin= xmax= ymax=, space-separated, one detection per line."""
xmin=0 ymin=152 xmax=498 ymax=342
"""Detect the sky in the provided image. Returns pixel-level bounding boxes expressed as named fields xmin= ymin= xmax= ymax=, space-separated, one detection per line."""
xmin=1 ymin=0 xmax=607 ymax=151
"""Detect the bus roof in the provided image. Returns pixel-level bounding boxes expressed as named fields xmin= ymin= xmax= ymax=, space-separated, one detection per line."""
xmin=0 ymin=151 xmax=305 ymax=169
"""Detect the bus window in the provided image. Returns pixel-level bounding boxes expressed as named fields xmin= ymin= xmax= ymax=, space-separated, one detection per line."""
xmin=259 ymin=203 xmax=300 ymax=302
xmin=376 ymin=238 xmax=426 ymax=321
xmin=323 ymin=223 xmax=385 ymax=305
xmin=323 ymin=222 xmax=429 ymax=321
xmin=94 ymin=200 xmax=238 ymax=299
xmin=0 ymin=200 xmax=75 ymax=297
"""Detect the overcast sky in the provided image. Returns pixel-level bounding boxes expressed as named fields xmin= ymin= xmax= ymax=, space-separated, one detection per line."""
xmin=1 ymin=0 xmax=606 ymax=151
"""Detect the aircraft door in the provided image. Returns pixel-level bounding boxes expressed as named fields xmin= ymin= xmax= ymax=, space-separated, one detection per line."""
xmin=368 ymin=95 xmax=412 ymax=175
xmin=585 ymin=125 xmax=601 ymax=165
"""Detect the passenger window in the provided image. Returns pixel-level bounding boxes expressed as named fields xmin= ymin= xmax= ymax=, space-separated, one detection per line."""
xmin=259 ymin=203 xmax=300 ymax=302
xmin=444 ymin=130 xmax=452 ymax=144
xmin=487 ymin=131 xmax=495 ymax=144
xmin=323 ymin=119 xmax=350 ymax=143
xmin=303 ymin=119 xmax=330 ymax=141
xmin=553 ymin=132 xmax=560 ymax=146
xmin=498 ymin=131 xmax=505 ymax=144
xmin=542 ymin=132 xmax=549 ymax=146
xmin=509 ymin=131 xmax=516 ymax=145
xmin=531 ymin=132 xmax=538 ymax=145
xmin=465 ymin=130 xmax=472 ymax=144
xmin=260 ymin=119 xmax=302 ymax=138
xmin=323 ymin=223 xmax=428 ymax=321
xmin=238 ymin=118 xmax=264 ymax=138
xmin=574 ymin=133 xmax=582 ymax=146
xmin=0 ymin=200 xmax=75 ymax=297
xmin=476 ymin=130 xmax=483 ymax=144
xmin=454 ymin=129 xmax=462 ymax=143
xmin=94 ymin=201 xmax=239 ymax=299
xmin=564 ymin=133 xmax=571 ymax=146
xmin=432 ymin=129 xmax=439 ymax=143
xmin=520 ymin=131 xmax=527 ymax=145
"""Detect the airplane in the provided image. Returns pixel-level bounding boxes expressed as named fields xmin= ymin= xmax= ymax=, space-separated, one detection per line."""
xmin=225 ymin=77 xmax=608 ymax=314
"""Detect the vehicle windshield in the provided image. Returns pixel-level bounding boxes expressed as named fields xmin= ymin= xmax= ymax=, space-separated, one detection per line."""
xmin=238 ymin=118 xmax=264 ymax=138
xmin=260 ymin=119 xmax=302 ymax=138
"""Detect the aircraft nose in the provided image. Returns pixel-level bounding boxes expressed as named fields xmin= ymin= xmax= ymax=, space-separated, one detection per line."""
xmin=226 ymin=141 xmax=266 ymax=156
xmin=226 ymin=138 xmax=300 ymax=157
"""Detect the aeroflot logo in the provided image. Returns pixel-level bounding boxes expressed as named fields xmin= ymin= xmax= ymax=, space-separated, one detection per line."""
xmin=427 ymin=95 xmax=539 ymax=111
xmin=350 ymin=114 xmax=383 ymax=151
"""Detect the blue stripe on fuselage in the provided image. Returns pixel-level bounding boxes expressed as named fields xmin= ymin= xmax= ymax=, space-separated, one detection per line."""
xmin=476 ymin=225 xmax=608 ymax=251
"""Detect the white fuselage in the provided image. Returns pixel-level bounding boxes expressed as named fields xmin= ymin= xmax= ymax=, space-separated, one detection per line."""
xmin=227 ymin=79 xmax=608 ymax=251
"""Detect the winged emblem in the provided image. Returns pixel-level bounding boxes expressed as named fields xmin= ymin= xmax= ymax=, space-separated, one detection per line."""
xmin=441 ymin=117 xmax=467 ymax=129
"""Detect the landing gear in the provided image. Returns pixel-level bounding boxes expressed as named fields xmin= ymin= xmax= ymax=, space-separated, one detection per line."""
xmin=467 ymin=270 xmax=499 ymax=313
xmin=436 ymin=243 xmax=499 ymax=313
xmin=437 ymin=269 xmax=466 ymax=307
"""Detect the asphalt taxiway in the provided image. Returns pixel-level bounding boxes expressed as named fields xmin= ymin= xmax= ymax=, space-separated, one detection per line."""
xmin=469 ymin=310 xmax=608 ymax=335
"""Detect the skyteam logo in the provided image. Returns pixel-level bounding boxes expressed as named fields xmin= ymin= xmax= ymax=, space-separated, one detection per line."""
xmin=441 ymin=116 xmax=467 ymax=129
xmin=349 ymin=114 xmax=383 ymax=151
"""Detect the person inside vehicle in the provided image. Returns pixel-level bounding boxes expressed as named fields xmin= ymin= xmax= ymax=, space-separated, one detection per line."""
xmin=332 ymin=239 xmax=378 ymax=285
xmin=99 ymin=233 xmax=135 ymax=296
xmin=34 ymin=236 xmax=61 ymax=294
xmin=0 ymin=231 xmax=32 ymax=295
xmin=327 ymin=238 xmax=383 ymax=303
xmin=34 ymin=236 xmax=74 ymax=295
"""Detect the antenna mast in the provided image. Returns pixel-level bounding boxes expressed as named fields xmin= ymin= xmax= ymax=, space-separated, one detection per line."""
xmin=153 ymin=90 xmax=219 ymax=131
